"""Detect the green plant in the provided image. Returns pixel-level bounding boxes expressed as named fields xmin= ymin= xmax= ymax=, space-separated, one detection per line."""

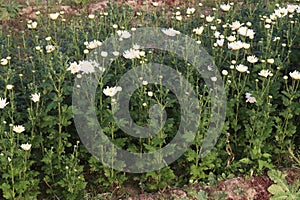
xmin=267 ymin=169 xmax=300 ymax=200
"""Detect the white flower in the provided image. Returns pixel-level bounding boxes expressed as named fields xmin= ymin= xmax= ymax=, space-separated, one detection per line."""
xmin=45 ymin=36 xmax=51 ymax=41
xmin=112 ymin=51 xmax=120 ymax=56
xmin=175 ymin=15 xmax=182 ymax=21
xmin=123 ymin=48 xmax=145 ymax=59
xmin=265 ymin=24 xmax=271 ymax=29
xmin=161 ymin=28 xmax=180 ymax=36
xmin=78 ymin=60 xmax=95 ymax=74
xmin=6 ymin=85 xmax=13 ymax=90
xmin=46 ymin=45 xmax=55 ymax=53
xmin=274 ymin=7 xmax=288 ymax=18
xmin=85 ymin=40 xmax=102 ymax=49
xmin=247 ymin=55 xmax=258 ymax=63
xmin=267 ymin=58 xmax=274 ymax=64
xmin=283 ymin=75 xmax=288 ymax=80
xmin=101 ymin=51 xmax=108 ymax=57
xmin=216 ymin=38 xmax=224 ymax=47
xmin=289 ymin=70 xmax=300 ymax=80
xmin=222 ymin=70 xmax=228 ymax=76
xmin=230 ymin=21 xmax=243 ymax=30
xmin=152 ymin=2 xmax=158 ymax=7
xmin=214 ymin=31 xmax=221 ymax=38
xmin=228 ymin=40 xmax=244 ymax=50
xmin=226 ymin=35 xmax=236 ymax=42
xmin=287 ymin=5 xmax=298 ymax=13
xmin=205 ymin=15 xmax=214 ymax=23
xmin=142 ymin=80 xmax=148 ymax=85
xmin=245 ymin=93 xmax=257 ymax=103
xmin=1 ymin=58 xmax=8 ymax=66
xmin=238 ymin=27 xmax=255 ymax=39
xmin=243 ymin=43 xmax=251 ymax=49
xmin=27 ymin=21 xmax=38 ymax=29
xmin=236 ymin=64 xmax=248 ymax=73
xmin=31 ymin=93 xmax=40 ymax=102
xmin=147 ymin=91 xmax=153 ymax=97
xmin=117 ymin=30 xmax=131 ymax=39
xmin=13 ymin=125 xmax=25 ymax=133
xmin=210 ymin=77 xmax=217 ymax=82
xmin=67 ymin=61 xmax=80 ymax=74
xmin=186 ymin=7 xmax=196 ymax=15
xmin=49 ymin=13 xmax=59 ymax=20
xmin=88 ymin=14 xmax=95 ymax=19
xmin=21 ymin=143 xmax=32 ymax=151
xmin=193 ymin=26 xmax=204 ymax=35
xmin=103 ymin=86 xmax=122 ymax=97
xmin=258 ymin=69 xmax=273 ymax=78
xmin=220 ymin=4 xmax=231 ymax=12
xmin=0 ymin=98 xmax=9 ymax=109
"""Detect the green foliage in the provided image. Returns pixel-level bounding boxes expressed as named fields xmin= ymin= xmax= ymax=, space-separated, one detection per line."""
xmin=267 ymin=169 xmax=300 ymax=200
xmin=0 ymin=0 xmax=23 ymax=21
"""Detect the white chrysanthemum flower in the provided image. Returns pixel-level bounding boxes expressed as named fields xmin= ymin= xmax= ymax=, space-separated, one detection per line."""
xmin=147 ymin=91 xmax=153 ymax=97
xmin=186 ymin=7 xmax=196 ymax=15
xmin=193 ymin=26 xmax=204 ymax=35
xmin=133 ymin=44 xmax=141 ymax=50
xmin=112 ymin=51 xmax=120 ymax=56
xmin=78 ymin=60 xmax=96 ymax=74
xmin=0 ymin=98 xmax=9 ymax=109
xmin=142 ymin=80 xmax=148 ymax=85
xmin=46 ymin=45 xmax=55 ymax=53
xmin=6 ymin=85 xmax=13 ymax=90
xmin=237 ymin=27 xmax=255 ymax=39
xmin=1 ymin=58 xmax=8 ymax=66
xmin=101 ymin=51 xmax=108 ymax=57
xmin=13 ymin=125 xmax=25 ymax=133
xmin=21 ymin=143 xmax=32 ymax=151
xmin=31 ymin=93 xmax=41 ymax=103
xmin=205 ymin=15 xmax=214 ymax=23
xmin=161 ymin=28 xmax=180 ymax=36
xmin=214 ymin=31 xmax=221 ymax=38
xmin=247 ymin=55 xmax=258 ymax=64
xmin=230 ymin=21 xmax=243 ymax=30
xmin=222 ymin=70 xmax=228 ymax=76
xmin=289 ymin=70 xmax=300 ymax=80
xmin=152 ymin=2 xmax=158 ymax=7
xmin=210 ymin=77 xmax=217 ymax=82
xmin=27 ymin=21 xmax=38 ymax=29
xmin=246 ymin=96 xmax=257 ymax=103
xmin=236 ymin=64 xmax=248 ymax=73
xmin=67 ymin=61 xmax=80 ymax=74
xmin=123 ymin=48 xmax=145 ymax=59
xmin=226 ymin=35 xmax=236 ymax=42
xmin=88 ymin=14 xmax=95 ymax=19
xmin=49 ymin=13 xmax=59 ymax=20
xmin=216 ymin=38 xmax=224 ymax=47
xmin=258 ymin=69 xmax=273 ymax=78
xmin=228 ymin=40 xmax=244 ymax=50
xmin=287 ymin=5 xmax=298 ymax=13
xmin=274 ymin=7 xmax=288 ymax=18
xmin=220 ymin=4 xmax=231 ymax=12
xmin=85 ymin=39 xmax=102 ymax=49
xmin=103 ymin=86 xmax=122 ymax=97
xmin=117 ymin=30 xmax=131 ymax=39
xmin=267 ymin=58 xmax=274 ymax=64
xmin=243 ymin=43 xmax=251 ymax=49
xmin=175 ymin=15 xmax=182 ymax=21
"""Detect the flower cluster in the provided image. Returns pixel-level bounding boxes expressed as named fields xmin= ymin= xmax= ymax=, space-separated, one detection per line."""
xmin=67 ymin=60 xmax=104 ymax=74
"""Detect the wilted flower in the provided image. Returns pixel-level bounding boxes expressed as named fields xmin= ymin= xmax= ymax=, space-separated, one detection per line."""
xmin=205 ymin=15 xmax=214 ymax=23
xmin=258 ymin=69 xmax=273 ymax=78
xmin=1 ymin=58 xmax=8 ymax=66
xmin=21 ymin=143 xmax=32 ymax=151
xmin=236 ymin=64 xmax=248 ymax=73
xmin=0 ymin=98 xmax=9 ymax=109
xmin=31 ymin=93 xmax=41 ymax=102
xmin=220 ymin=4 xmax=231 ymax=12
xmin=193 ymin=26 xmax=204 ymax=35
xmin=103 ymin=86 xmax=122 ymax=97
xmin=186 ymin=7 xmax=196 ymax=15
xmin=245 ymin=93 xmax=256 ymax=103
xmin=247 ymin=55 xmax=258 ymax=63
xmin=161 ymin=28 xmax=180 ymax=36
xmin=289 ymin=70 xmax=300 ymax=80
xmin=49 ymin=12 xmax=59 ymax=20
xmin=13 ymin=125 xmax=25 ymax=133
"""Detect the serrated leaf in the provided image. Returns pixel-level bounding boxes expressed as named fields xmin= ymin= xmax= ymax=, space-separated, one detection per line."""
xmin=268 ymin=184 xmax=286 ymax=195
